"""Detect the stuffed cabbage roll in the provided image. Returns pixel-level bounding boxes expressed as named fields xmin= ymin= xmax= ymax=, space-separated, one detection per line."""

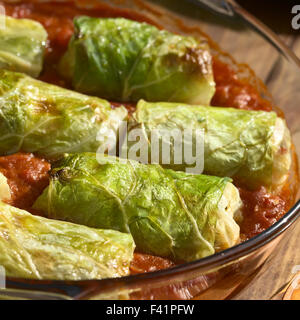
xmin=0 ymin=201 xmax=135 ymax=280
xmin=0 ymin=16 xmax=47 ymax=77
xmin=60 ymin=17 xmax=215 ymax=105
xmin=0 ymin=70 xmax=127 ymax=158
xmin=34 ymin=153 xmax=242 ymax=262
xmin=124 ymin=100 xmax=292 ymax=190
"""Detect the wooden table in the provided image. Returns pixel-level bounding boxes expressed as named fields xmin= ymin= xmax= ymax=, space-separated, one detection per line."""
xmin=234 ymin=220 xmax=300 ymax=300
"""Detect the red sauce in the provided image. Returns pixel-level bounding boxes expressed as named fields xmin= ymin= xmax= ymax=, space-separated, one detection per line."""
xmin=239 ymin=187 xmax=288 ymax=240
xmin=130 ymin=253 xmax=175 ymax=275
xmin=0 ymin=1 xmax=299 ymax=276
xmin=0 ymin=153 xmax=51 ymax=210
xmin=211 ymin=57 xmax=273 ymax=112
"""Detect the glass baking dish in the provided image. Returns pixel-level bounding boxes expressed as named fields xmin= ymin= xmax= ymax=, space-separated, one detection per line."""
xmin=0 ymin=0 xmax=300 ymax=300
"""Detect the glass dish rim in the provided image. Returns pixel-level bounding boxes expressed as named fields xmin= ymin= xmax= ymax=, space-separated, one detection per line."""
xmin=4 ymin=0 xmax=300 ymax=290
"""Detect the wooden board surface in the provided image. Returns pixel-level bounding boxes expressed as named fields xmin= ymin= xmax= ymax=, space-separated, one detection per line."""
xmin=234 ymin=220 xmax=300 ymax=300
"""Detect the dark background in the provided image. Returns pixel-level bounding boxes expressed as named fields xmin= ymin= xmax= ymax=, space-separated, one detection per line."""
xmin=236 ymin=0 xmax=300 ymax=34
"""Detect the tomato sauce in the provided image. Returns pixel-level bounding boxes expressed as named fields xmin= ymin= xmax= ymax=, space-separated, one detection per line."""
xmin=0 ymin=153 xmax=50 ymax=210
xmin=0 ymin=1 xmax=299 ymax=275
xmin=211 ymin=57 xmax=273 ymax=112
xmin=130 ymin=253 xmax=175 ymax=275
xmin=239 ymin=186 xmax=287 ymax=240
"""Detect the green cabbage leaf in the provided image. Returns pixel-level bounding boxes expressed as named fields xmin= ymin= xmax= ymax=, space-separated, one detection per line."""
xmin=0 ymin=201 xmax=135 ymax=280
xmin=124 ymin=100 xmax=291 ymax=190
xmin=34 ymin=153 xmax=242 ymax=262
xmin=0 ymin=69 xmax=127 ymax=158
xmin=60 ymin=17 xmax=215 ymax=104
xmin=0 ymin=16 xmax=47 ymax=77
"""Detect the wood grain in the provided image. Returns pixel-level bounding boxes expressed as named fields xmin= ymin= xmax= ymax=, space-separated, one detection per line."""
xmin=233 ymin=220 xmax=300 ymax=300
